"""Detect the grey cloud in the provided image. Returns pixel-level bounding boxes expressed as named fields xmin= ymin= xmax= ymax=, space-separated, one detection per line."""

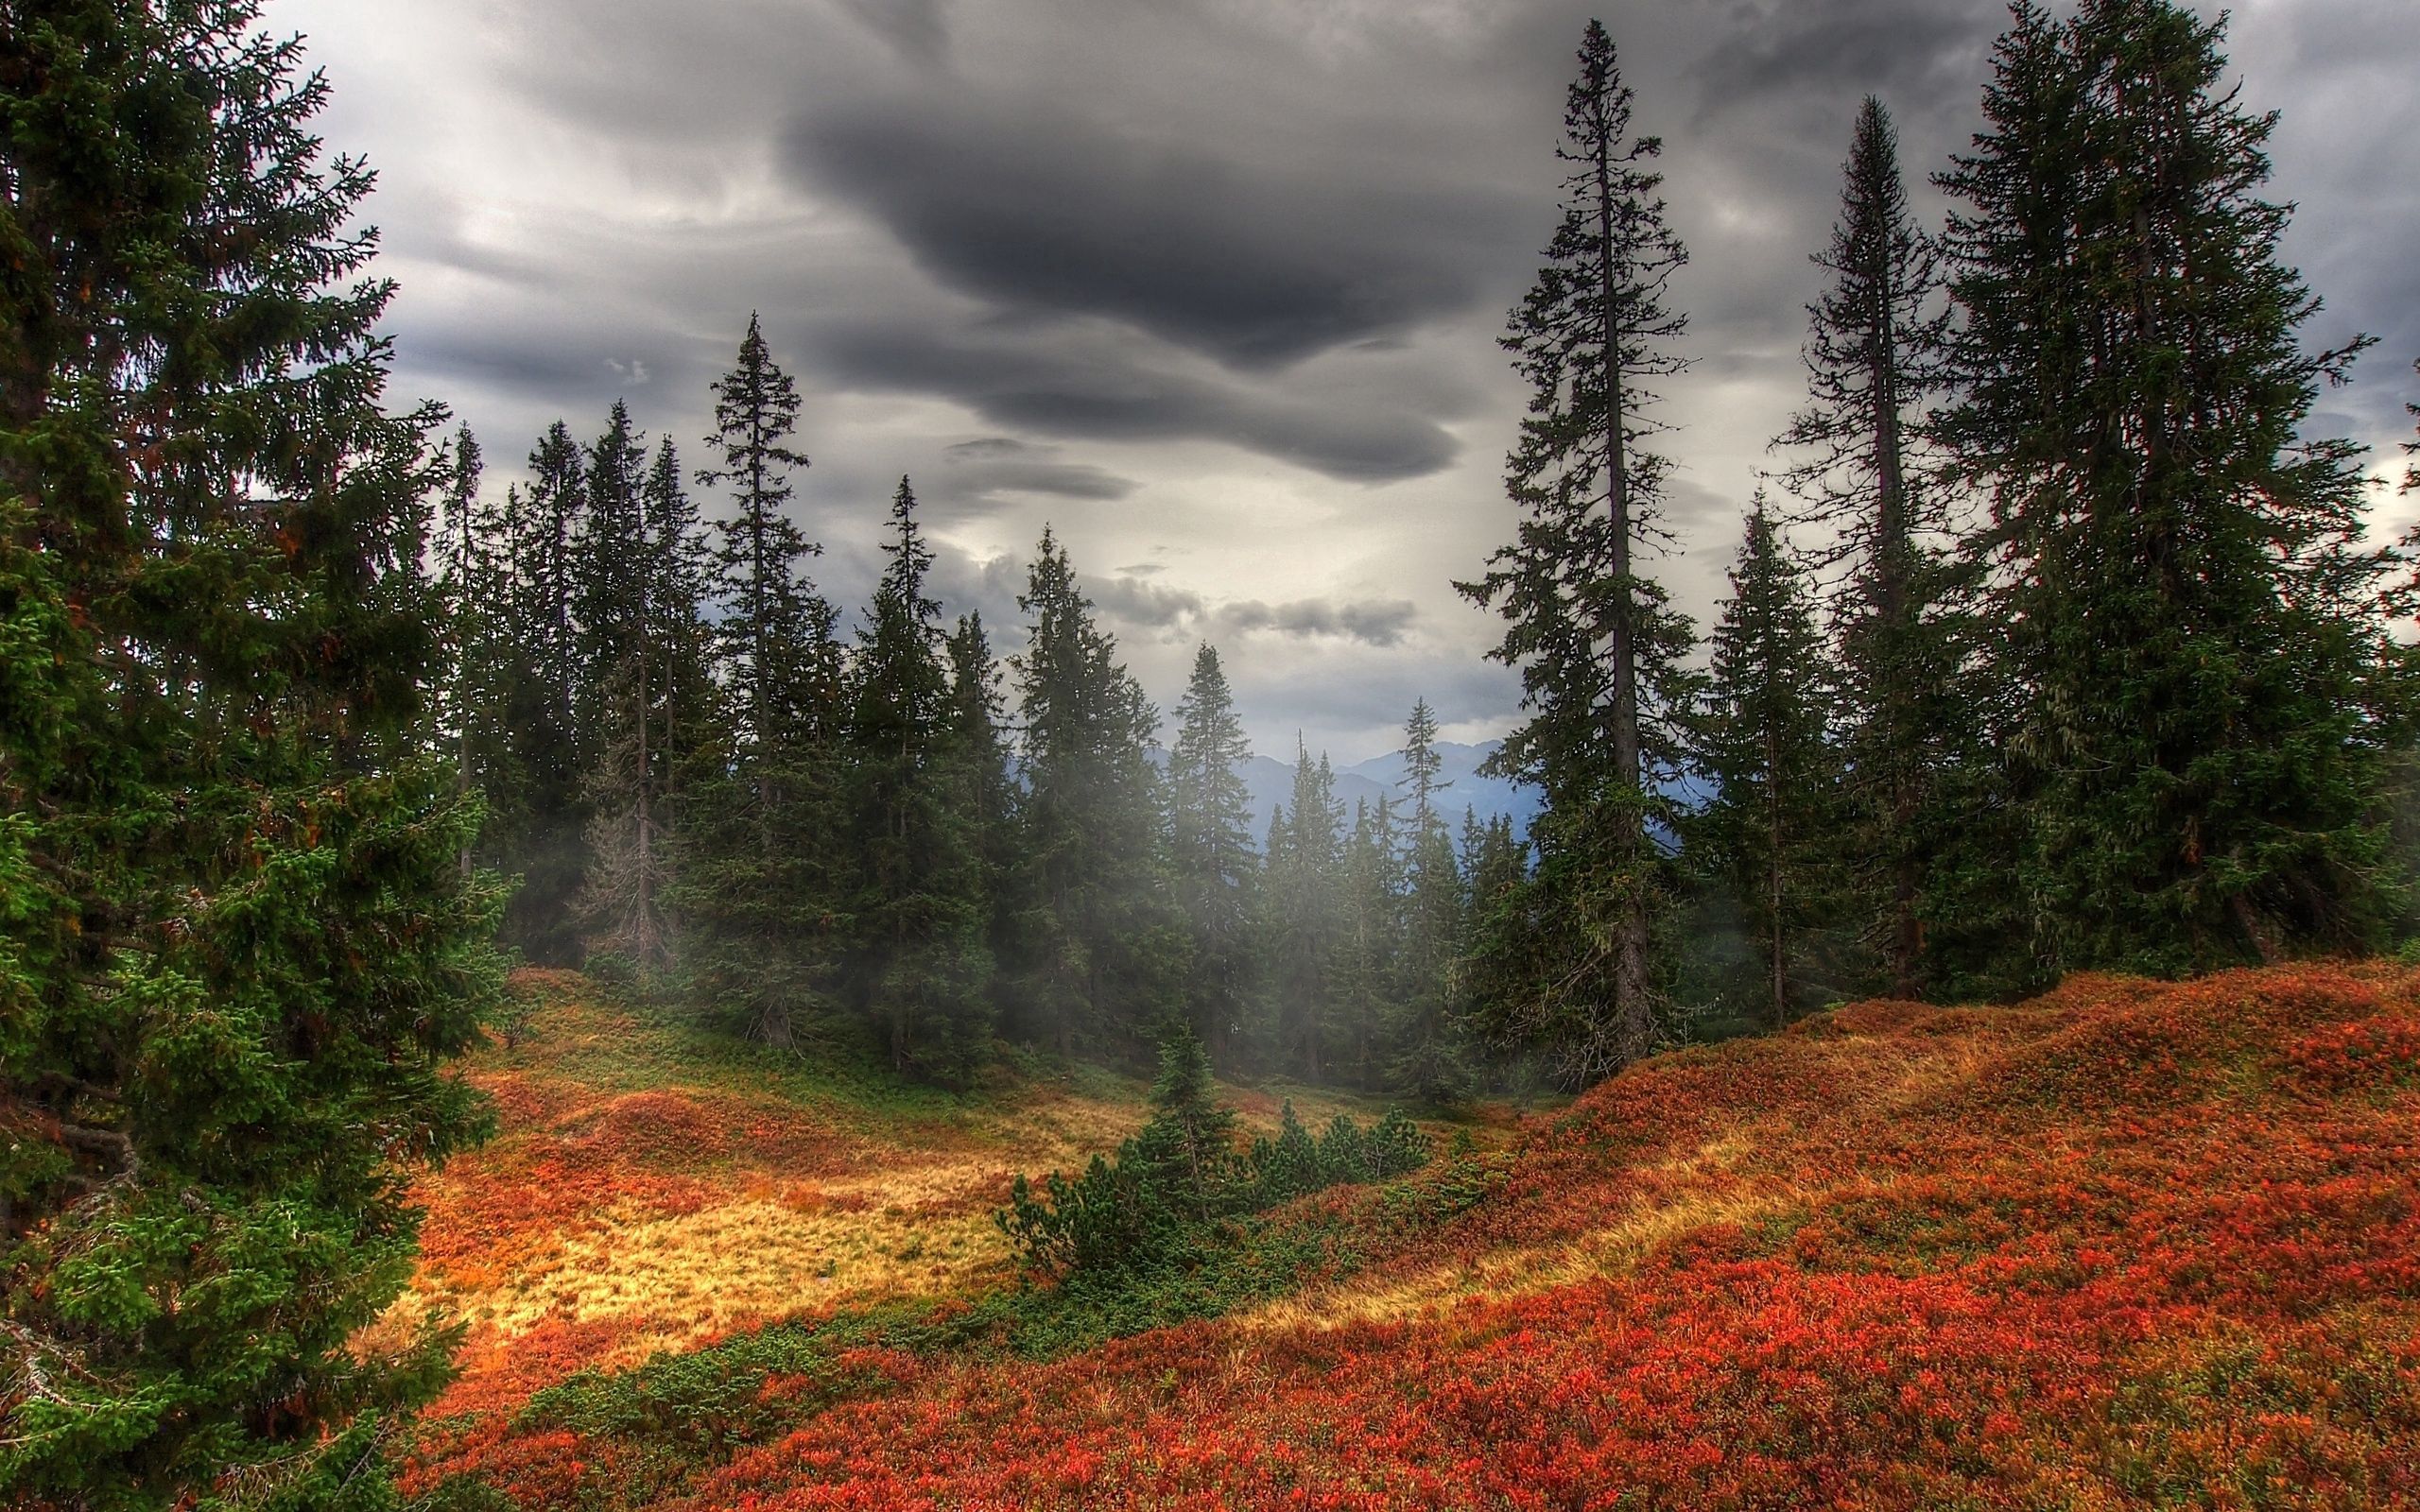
xmin=1219 ymin=596 xmax=1420 ymax=647
xmin=936 ymin=438 xmax=1137 ymax=503
xmin=1081 ymin=574 xmax=1422 ymax=648
xmin=784 ymin=92 xmax=1530 ymax=370
xmin=1689 ymin=0 xmax=1996 ymax=124
xmin=812 ymin=319 xmax=1459 ymax=481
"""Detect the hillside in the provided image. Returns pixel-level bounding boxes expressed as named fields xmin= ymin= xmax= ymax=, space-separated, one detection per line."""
xmin=402 ymin=965 xmax=2420 ymax=1509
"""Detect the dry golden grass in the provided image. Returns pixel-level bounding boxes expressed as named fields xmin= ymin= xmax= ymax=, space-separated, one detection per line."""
xmin=404 ymin=974 xmax=1452 ymax=1409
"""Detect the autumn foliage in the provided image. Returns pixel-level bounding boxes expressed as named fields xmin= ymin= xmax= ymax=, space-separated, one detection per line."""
xmin=406 ymin=963 xmax=2420 ymax=1508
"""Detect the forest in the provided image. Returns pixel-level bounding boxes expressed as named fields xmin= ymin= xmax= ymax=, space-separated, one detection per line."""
xmin=4 ymin=0 xmax=2419 ymax=1507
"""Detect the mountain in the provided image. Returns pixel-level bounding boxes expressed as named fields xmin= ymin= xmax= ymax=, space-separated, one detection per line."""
xmin=1235 ymin=739 xmax=1543 ymax=845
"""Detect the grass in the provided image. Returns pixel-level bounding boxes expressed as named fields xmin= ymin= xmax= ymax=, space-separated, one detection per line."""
xmin=398 ymin=962 xmax=2420 ymax=1510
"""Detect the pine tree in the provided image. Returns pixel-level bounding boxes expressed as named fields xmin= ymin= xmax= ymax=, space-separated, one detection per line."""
xmin=1399 ymin=696 xmax=1447 ymax=829
xmin=1266 ymin=740 xmax=1343 ymax=1080
xmin=843 ymin=478 xmax=992 ymax=1081
xmin=0 ymin=5 xmax=506 ymax=1503
xmin=698 ymin=313 xmax=821 ymax=766
xmin=1167 ymin=644 xmax=1258 ymax=1064
xmin=1690 ymin=499 xmax=1847 ymax=1028
xmin=1776 ymin=95 xmax=1956 ymax=997
xmin=1334 ymin=796 xmax=1404 ymax=1091
xmin=1458 ymin=18 xmax=1694 ymax=1079
xmin=575 ymin=400 xmax=649 ymax=755
xmin=1391 ymin=705 xmax=1471 ymax=1101
xmin=681 ymin=317 xmax=846 ymax=1047
xmin=942 ymin=611 xmax=1019 ymax=1011
xmin=1008 ymin=527 xmax=1184 ymax=1059
xmin=2405 ymin=359 xmax=2419 ymax=496
xmin=1937 ymin=0 xmax=2407 ymax=978
xmin=493 ymin=419 xmax=590 ymax=961
xmin=435 ymin=424 xmax=499 ymax=876
xmin=577 ymin=429 xmax=711 ymax=980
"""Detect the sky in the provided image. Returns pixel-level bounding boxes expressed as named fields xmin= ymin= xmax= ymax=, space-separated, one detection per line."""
xmin=265 ymin=0 xmax=2420 ymax=766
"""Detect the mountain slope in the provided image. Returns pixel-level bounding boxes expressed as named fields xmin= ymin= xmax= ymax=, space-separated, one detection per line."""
xmin=404 ymin=964 xmax=2420 ymax=1509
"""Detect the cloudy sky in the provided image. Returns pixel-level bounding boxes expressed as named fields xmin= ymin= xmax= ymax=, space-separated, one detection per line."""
xmin=266 ymin=0 xmax=2419 ymax=765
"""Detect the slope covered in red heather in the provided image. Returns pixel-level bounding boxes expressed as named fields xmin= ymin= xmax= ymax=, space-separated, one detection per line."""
xmin=407 ymin=964 xmax=2420 ymax=1509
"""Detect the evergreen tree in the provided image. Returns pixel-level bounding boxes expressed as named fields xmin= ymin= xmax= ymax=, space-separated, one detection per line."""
xmin=578 ymin=430 xmax=711 ymax=980
xmin=1776 ymin=95 xmax=1956 ymax=997
xmin=1391 ymin=706 xmax=1471 ymax=1101
xmin=490 ymin=419 xmax=591 ymax=961
xmin=434 ymin=424 xmax=501 ymax=876
xmin=1266 ymin=740 xmax=1343 ymax=1080
xmin=942 ymin=611 xmax=1020 ymax=1015
xmin=698 ymin=313 xmax=821 ymax=764
xmin=1689 ymin=499 xmax=1847 ymax=1028
xmin=680 ymin=318 xmax=845 ymax=1047
xmin=0 ymin=5 xmax=506 ymax=1503
xmin=1937 ymin=0 xmax=2407 ymax=978
xmin=1167 ymin=644 xmax=1258 ymax=1064
xmin=843 ymin=478 xmax=992 ymax=1081
xmin=1008 ymin=527 xmax=1184 ymax=1059
xmin=2406 ymin=359 xmax=2419 ymax=496
xmin=575 ymin=400 xmax=648 ymax=755
xmin=1399 ymin=696 xmax=1447 ymax=829
xmin=1333 ymin=796 xmax=1404 ymax=1091
xmin=1458 ymin=18 xmax=1694 ymax=1079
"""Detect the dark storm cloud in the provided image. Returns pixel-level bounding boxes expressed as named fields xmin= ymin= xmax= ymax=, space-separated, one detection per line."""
xmin=811 ymin=319 xmax=1460 ymax=482
xmin=1221 ymin=597 xmax=1421 ymax=647
xmin=289 ymin=0 xmax=2419 ymax=756
xmin=784 ymin=91 xmax=1531 ymax=372
xmin=918 ymin=437 xmax=1139 ymax=521
xmin=1689 ymin=0 xmax=1998 ymax=123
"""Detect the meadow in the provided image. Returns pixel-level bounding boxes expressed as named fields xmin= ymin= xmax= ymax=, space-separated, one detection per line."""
xmin=397 ymin=963 xmax=2420 ymax=1509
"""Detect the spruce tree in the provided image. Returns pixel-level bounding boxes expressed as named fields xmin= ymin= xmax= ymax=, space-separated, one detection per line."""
xmin=681 ymin=318 xmax=845 ymax=1046
xmin=1008 ymin=527 xmax=1183 ymax=1058
xmin=1938 ymin=0 xmax=2406 ymax=978
xmin=435 ymin=424 xmax=500 ymax=876
xmin=1266 ymin=741 xmax=1343 ymax=1080
xmin=942 ymin=611 xmax=1019 ymax=1011
xmin=1458 ymin=18 xmax=1694 ymax=1079
xmin=1167 ymin=644 xmax=1258 ymax=1064
xmin=1689 ymin=499 xmax=1847 ymax=1028
xmin=698 ymin=313 xmax=821 ymax=765
xmin=843 ymin=478 xmax=991 ymax=1081
xmin=0 ymin=4 xmax=506 ymax=1503
xmin=1776 ymin=95 xmax=1955 ymax=997
xmin=1334 ymin=796 xmax=1404 ymax=1091
xmin=1391 ymin=705 xmax=1471 ymax=1101
xmin=493 ymin=419 xmax=590 ymax=961
xmin=578 ymin=430 xmax=711 ymax=980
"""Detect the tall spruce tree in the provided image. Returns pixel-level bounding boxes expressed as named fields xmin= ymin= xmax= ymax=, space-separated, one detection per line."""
xmin=1009 ymin=527 xmax=1183 ymax=1058
xmin=577 ymin=427 xmax=710 ymax=980
xmin=942 ymin=611 xmax=1019 ymax=1022
xmin=1777 ymin=95 xmax=1955 ymax=997
xmin=1266 ymin=740 xmax=1344 ymax=1080
xmin=681 ymin=318 xmax=845 ymax=1046
xmin=1458 ymin=18 xmax=1694 ymax=1080
xmin=843 ymin=478 xmax=992 ymax=1081
xmin=0 ymin=4 xmax=506 ymax=1503
xmin=1937 ymin=0 xmax=2407 ymax=979
xmin=1333 ymin=796 xmax=1403 ymax=1091
xmin=486 ymin=420 xmax=592 ymax=960
xmin=1391 ymin=703 xmax=1471 ymax=1101
xmin=697 ymin=314 xmax=821 ymax=765
xmin=1690 ymin=500 xmax=1847 ymax=1028
xmin=435 ymin=425 xmax=499 ymax=875
xmin=1167 ymin=644 xmax=1258 ymax=1064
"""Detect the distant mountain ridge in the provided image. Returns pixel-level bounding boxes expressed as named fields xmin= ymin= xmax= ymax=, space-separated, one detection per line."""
xmin=1234 ymin=739 xmax=1542 ymax=846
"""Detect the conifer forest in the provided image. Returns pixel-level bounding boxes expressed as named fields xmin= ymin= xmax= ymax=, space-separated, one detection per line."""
xmin=7 ymin=2 xmax=2420 ymax=1508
